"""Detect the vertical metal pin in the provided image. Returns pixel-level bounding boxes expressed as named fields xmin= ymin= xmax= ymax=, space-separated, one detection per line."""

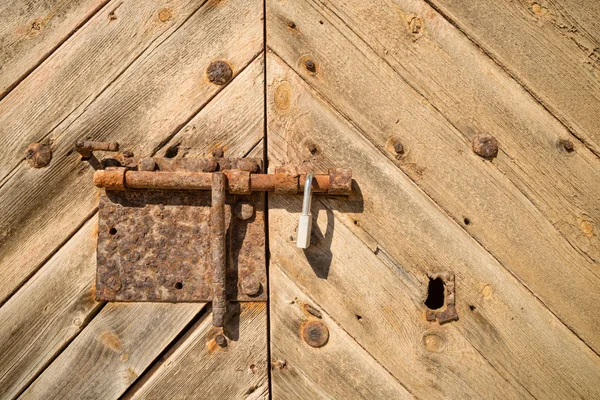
xmin=211 ymin=172 xmax=227 ymax=327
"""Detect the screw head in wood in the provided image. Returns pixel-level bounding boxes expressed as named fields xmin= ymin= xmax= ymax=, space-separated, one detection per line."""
xmin=241 ymin=277 xmax=261 ymax=297
xmin=301 ymin=320 xmax=329 ymax=347
xmin=206 ymin=61 xmax=233 ymax=85
xmin=472 ymin=133 xmax=498 ymax=159
xmin=25 ymin=143 xmax=52 ymax=168
xmin=215 ymin=334 xmax=227 ymax=348
xmin=558 ymin=138 xmax=574 ymax=153
xmin=305 ymin=59 xmax=316 ymax=72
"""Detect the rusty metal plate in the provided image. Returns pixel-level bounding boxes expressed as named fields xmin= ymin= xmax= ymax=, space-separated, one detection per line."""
xmin=96 ymin=190 xmax=265 ymax=302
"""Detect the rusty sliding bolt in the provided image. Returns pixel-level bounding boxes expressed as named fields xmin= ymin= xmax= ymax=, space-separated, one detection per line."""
xmin=93 ymin=168 xmax=352 ymax=195
xmin=75 ymin=141 xmax=119 ymax=158
xmin=211 ymin=172 xmax=227 ymax=327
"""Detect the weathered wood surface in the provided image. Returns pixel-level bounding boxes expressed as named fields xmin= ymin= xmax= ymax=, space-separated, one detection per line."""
xmin=128 ymin=303 xmax=268 ymax=400
xmin=428 ymin=0 xmax=600 ymax=156
xmin=270 ymin=266 xmax=414 ymax=400
xmin=267 ymin=52 xmax=600 ymax=398
xmin=0 ymin=0 xmax=109 ymax=99
xmin=267 ymin=0 xmax=600 ymax=353
xmin=9 ymin=53 xmax=266 ymax=400
xmin=0 ymin=217 xmax=101 ymax=399
xmin=0 ymin=0 xmax=262 ymax=309
xmin=20 ymin=302 xmax=205 ymax=399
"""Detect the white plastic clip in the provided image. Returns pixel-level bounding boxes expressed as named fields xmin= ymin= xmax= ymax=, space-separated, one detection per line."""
xmin=296 ymin=172 xmax=313 ymax=249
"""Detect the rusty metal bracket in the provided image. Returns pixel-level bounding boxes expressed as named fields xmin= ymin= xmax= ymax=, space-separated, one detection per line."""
xmin=78 ymin=141 xmax=352 ymax=327
xmin=425 ymin=272 xmax=458 ymax=324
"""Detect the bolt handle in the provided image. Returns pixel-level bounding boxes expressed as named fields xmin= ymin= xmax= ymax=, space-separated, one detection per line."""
xmin=297 ymin=172 xmax=314 ymax=249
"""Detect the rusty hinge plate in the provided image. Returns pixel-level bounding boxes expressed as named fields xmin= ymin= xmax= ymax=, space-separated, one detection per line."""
xmin=96 ymin=189 xmax=265 ymax=302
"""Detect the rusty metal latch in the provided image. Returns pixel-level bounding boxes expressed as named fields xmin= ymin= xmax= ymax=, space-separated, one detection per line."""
xmin=76 ymin=141 xmax=352 ymax=327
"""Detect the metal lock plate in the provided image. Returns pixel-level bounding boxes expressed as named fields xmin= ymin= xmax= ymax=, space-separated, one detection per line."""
xmin=96 ymin=190 xmax=265 ymax=302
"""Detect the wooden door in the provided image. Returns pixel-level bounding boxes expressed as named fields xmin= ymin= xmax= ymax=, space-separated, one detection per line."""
xmin=1 ymin=0 xmax=600 ymax=398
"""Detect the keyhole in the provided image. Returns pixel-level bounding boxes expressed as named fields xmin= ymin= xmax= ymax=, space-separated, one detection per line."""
xmin=174 ymin=282 xmax=183 ymax=290
xmin=425 ymin=277 xmax=445 ymax=310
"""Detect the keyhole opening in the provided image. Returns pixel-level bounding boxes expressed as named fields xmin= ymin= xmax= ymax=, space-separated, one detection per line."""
xmin=109 ymin=227 xmax=117 ymax=235
xmin=425 ymin=277 xmax=445 ymax=310
xmin=174 ymin=282 xmax=183 ymax=290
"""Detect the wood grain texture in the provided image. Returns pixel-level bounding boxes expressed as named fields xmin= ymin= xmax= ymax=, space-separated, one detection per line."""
xmin=0 ymin=216 xmax=101 ymax=399
xmin=0 ymin=0 xmax=204 ymax=182
xmin=266 ymin=0 xmax=600 ymax=352
xmin=0 ymin=0 xmax=109 ymax=99
xmin=1 ymin=52 xmax=264 ymax=398
xmin=0 ymin=0 xmax=262 ymax=306
xmin=267 ymin=53 xmax=600 ymax=398
xmin=270 ymin=266 xmax=414 ymax=400
xmin=427 ymin=0 xmax=600 ymax=156
xmin=19 ymin=302 xmax=205 ymax=399
xmin=129 ymin=303 xmax=268 ymax=400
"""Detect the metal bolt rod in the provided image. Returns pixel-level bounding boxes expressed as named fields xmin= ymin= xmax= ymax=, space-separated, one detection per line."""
xmin=93 ymin=169 xmax=352 ymax=195
xmin=211 ymin=172 xmax=227 ymax=327
xmin=75 ymin=141 xmax=119 ymax=158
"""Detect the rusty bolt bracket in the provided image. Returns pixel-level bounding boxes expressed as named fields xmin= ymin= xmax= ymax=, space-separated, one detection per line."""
xmin=425 ymin=272 xmax=459 ymax=325
xmin=79 ymin=140 xmax=352 ymax=328
xmin=25 ymin=143 xmax=52 ymax=168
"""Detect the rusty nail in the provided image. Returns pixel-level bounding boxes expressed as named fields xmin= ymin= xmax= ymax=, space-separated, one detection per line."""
xmin=394 ymin=142 xmax=404 ymax=155
xmin=234 ymin=202 xmax=255 ymax=220
xmin=301 ymin=320 xmax=329 ymax=347
xmin=25 ymin=143 xmax=52 ymax=168
xmin=241 ymin=278 xmax=261 ymax=297
xmin=272 ymin=359 xmax=287 ymax=370
xmin=215 ymin=334 xmax=227 ymax=347
xmin=106 ymin=276 xmax=122 ymax=292
xmin=138 ymin=158 xmax=156 ymax=171
xmin=559 ymin=138 xmax=574 ymax=152
xmin=305 ymin=59 xmax=316 ymax=72
xmin=307 ymin=142 xmax=318 ymax=155
xmin=472 ymin=133 xmax=498 ymax=159
xmin=212 ymin=147 xmax=224 ymax=158
xmin=287 ymin=21 xmax=296 ymax=29
xmin=207 ymin=61 xmax=233 ymax=85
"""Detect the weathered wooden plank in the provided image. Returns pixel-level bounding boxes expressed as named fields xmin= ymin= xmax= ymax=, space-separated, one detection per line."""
xmin=0 ymin=0 xmax=109 ymax=99
xmin=19 ymin=301 xmax=205 ymax=399
xmin=2 ymin=51 xmax=264 ymax=398
xmin=267 ymin=54 xmax=600 ymax=398
xmin=427 ymin=0 xmax=600 ymax=156
xmin=270 ymin=266 xmax=415 ymax=400
xmin=0 ymin=0 xmax=262 ymax=305
xmin=128 ymin=303 xmax=268 ymax=400
xmin=0 ymin=0 xmax=204 ymax=183
xmin=266 ymin=0 xmax=600 ymax=352
xmin=0 ymin=216 xmax=101 ymax=399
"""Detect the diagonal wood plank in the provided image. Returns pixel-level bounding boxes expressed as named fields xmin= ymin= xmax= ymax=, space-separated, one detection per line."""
xmin=0 ymin=49 xmax=264 ymax=399
xmin=267 ymin=53 xmax=600 ymax=398
xmin=0 ymin=0 xmax=109 ymax=100
xmin=0 ymin=0 xmax=204 ymax=183
xmin=266 ymin=0 xmax=600 ymax=353
xmin=426 ymin=0 xmax=600 ymax=156
xmin=0 ymin=216 xmax=102 ymax=399
xmin=0 ymin=0 xmax=262 ymax=306
xmin=127 ymin=303 xmax=268 ymax=400
xmin=19 ymin=302 xmax=206 ymax=399
xmin=270 ymin=266 xmax=415 ymax=400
